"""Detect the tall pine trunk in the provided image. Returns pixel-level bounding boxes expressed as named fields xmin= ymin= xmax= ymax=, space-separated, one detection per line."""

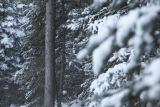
xmin=44 ymin=0 xmax=56 ymax=107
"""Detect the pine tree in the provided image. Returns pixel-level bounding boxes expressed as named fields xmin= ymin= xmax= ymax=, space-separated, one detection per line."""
xmin=0 ymin=0 xmax=28 ymax=106
xmin=78 ymin=0 xmax=160 ymax=106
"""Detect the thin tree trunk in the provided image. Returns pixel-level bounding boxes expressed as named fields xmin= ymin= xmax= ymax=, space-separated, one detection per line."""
xmin=57 ymin=25 xmax=66 ymax=107
xmin=44 ymin=0 xmax=56 ymax=107
xmin=57 ymin=1 xmax=66 ymax=107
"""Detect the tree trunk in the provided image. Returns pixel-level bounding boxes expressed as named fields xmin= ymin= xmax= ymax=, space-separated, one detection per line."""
xmin=44 ymin=0 xmax=56 ymax=107
xmin=57 ymin=25 xmax=66 ymax=107
xmin=57 ymin=1 xmax=66 ymax=107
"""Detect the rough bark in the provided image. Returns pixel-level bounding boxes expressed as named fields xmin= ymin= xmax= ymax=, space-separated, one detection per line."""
xmin=44 ymin=0 xmax=56 ymax=107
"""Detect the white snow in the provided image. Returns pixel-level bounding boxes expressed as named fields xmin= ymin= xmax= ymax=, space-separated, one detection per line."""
xmin=77 ymin=14 xmax=119 ymax=61
xmin=134 ymin=58 xmax=160 ymax=100
xmin=90 ymin=62 xmax=127 ymax=96
xmin=18 ymin=17 xmax=29 ymax=24
xmin=17 ymin=4 xmax=26 ymax=9
xmin=1 ymin=37 xmax=14 ymax=48
xmin=1 ymin=21 xmax=14 ymax=27
xmin=100 ymin=89 xmax=130 ymax=107
xmin=1 ymin=33 xmax=8 ymax=38
xmin=7 ymin=7 xmax=13 ymax=11
xmin=0 ymin=64 xmax=9 ymax=70
xmin=67 ymin=22 xmax=80 ymax=31
xmin=116 ymin=9 xmax=139 ymax=47
xmin=15 ymin=29 xmax=25 ymax=37
xmin=92 ymin=0 xmax=108 ymax=8
xmin=6 ymin=16 xmax=14 ymax=20
xmin=109 ymin=48 xmax=130 ymax=62
xmin=77 ymin=49 xmax=88 ymax=60
xmin=62 ymin=90 xmax=67 ymax=95
xmin=92 ymin=36 xmax=114 ymax=75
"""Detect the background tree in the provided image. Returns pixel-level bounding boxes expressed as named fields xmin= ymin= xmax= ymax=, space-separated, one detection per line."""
xmin=0 ymin=0 xmax=28 ymax=106
xmin=15 ymin=0 xmax=92 ymax=106
xmin=44 ymin=0 xmax=57 ymax=106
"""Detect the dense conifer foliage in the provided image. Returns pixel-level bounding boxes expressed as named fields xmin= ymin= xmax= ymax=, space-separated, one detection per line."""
xmin=78 ymin=0 xmax=160 ymax=106
xmin=0 ymin=0 xmax=28 ymax=106
xmin=0 ymin=0 xmax=160 ymax=107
